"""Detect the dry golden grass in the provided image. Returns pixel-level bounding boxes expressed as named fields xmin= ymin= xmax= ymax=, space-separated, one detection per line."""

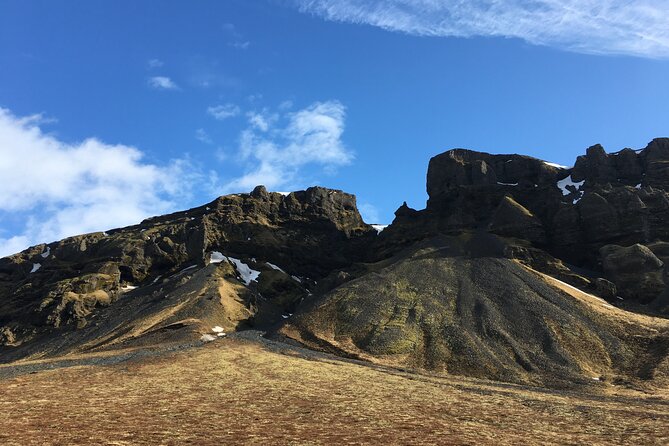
xmin=0 ymin=337 xmax=668 ymax=445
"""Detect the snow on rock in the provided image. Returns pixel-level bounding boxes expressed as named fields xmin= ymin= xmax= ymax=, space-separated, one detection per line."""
xmin=266 ymin=262 xmax=285 ymax=273
xmin=200 ymin=334 xmax=216 ymax=342
xmin=635 ymin=183 xmax=642 ymax=189
xmin=557 ymin=175 xmax=585 ymax=204
xmin=291 ymin=275 xmax=302 ymax=283
xmin=40 ymin=247 xmax=50 ymax=258
xmin=208 ymin=252 xmax=261 ymax=285
xmin=30 ymin=263 xmax=41 ymax=273
xmin=275 ymin=191 xmax=290 ymax=196
xmin=544 ymin=161 xmax=569 ymax=169
xmin=217 ymin=333 xmax=226 ymax=337
xmin=212 ymin=326 xmax=225 ymax=333
xmin=209 ymin=251 xmax=225 ymax=264
xmin=496 ymin=182 xmax=518 ymax=186
xmin=371 ymin=224 xmax=388 ymax=234
xmin=121 ymin=285 xmax=138 ymax=291
xmin=226 ymin=257 xmax=261 ymax=285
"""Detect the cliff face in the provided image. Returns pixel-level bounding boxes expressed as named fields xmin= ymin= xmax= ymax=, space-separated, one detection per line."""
xmin=2 ymin=140 xmax=669 ymax=390
xmin=0 ymin=186 xmax=374 ymax=356
xmin=381 ymin=138 xmax=669 ymax=312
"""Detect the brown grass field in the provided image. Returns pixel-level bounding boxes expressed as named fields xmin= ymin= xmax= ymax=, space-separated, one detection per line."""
xmin=0 ymin=335 xmax=668 ymax=445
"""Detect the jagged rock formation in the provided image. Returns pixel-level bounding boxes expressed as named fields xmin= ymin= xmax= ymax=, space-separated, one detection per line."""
xmin=1 ymin=139 xmax=669 ymax=390
xmin=380 ymin=138 xmax=669 ymax=312
xmin=0 ymin=187 xmax=374 ymax=358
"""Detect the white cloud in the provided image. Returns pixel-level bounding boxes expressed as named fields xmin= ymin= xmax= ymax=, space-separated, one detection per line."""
xmin=222 ymin=23 xmax=251 ymax=50
xmin=207 ymin=103 xmax=241 ymax=120
xmin=291 ymin=0 xmax=669 ymax=58
xmin=147 ymin=58 xmax=164 ymax=69
xmin=229 ymin=41 xmax=251 ymax=50
xmin=148 ymin=76 xmax=179 ymax=90
xmin=224 ymin=100 xmax=353 ymax=192
xmin=195 ymin=128 xmax=213 ymax=144
xmin=358 ymin=202 xmax=381 ymax=223
xmin=0 ymin=108 xmax=197 ymax=257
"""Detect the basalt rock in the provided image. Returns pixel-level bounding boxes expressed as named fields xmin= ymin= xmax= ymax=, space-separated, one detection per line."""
xmin=2 ymin=139 xmax=669 ymax=391
xmin=0 ymin=186 xmax=375 ymax=354
xmin=403 ymin=138 xmax=669 ymax=310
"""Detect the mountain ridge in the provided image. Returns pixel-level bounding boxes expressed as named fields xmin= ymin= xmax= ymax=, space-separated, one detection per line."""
xmin=2 ymin=138 xmax=669 ymax=390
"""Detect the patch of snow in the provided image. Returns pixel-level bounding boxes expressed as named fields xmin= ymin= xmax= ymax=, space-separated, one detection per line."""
xmin=217 ymin=332 xmax=226 ymax=337
xmin=291 ymin=275 xmax=302 ymax=283
xmin=180 ymin=265 xmax=197 ymax=273
xmin=591 ymin=376 xmax=601 ymax=381
xmin=212 ymin=326 xmax=225 ymax=333
xmin=266 ymin=262 xmax=285 ymax=273
xmin=496 ymin=182 xmax=518 ymax=186
xmin=140 ymin=229 xmax=146 ymax=232
xmin=282 ymin=314 xmax=290 ymax=319
xmin=547 ymin=275 xmax=609 ymax=304
xmin=40 ymin=247 xmax=50 ymax=258
xmin=544 ymin=161 xmax=569 ymax=169
xmin=209 ymin=251 xmax=225 ymax=264
xmin=206 ymin=207 xmax=211 ymax=211
xmin=616 ymin=296 xmax=624 ymax=301
xmin=151 ymin=275 xmax=163 ymax=284
xmin=557 ymin=175 xmax=585 ymax=204
xmin=247 ymin=237 xmax=251 ymax=241
xmin=30 ymin=263 xmax=41 ymax=273
xmin=602 ymin=304 xmax=615 ymax=309
xmin=635 ymin=183 xmax=642 ymax=189
xmin=371 ymin=224 xmax=388 ymax=234
xmin=200 ymin=334 xmax=216 ymax=342
xmin=190 ymin=217 xmax=195 ymax=221
xmin=275 ymin=191 xmax=290 ymax=196
xmin=102 ymin=232 xmax=108 ymax=236
xmin=121 ymin=284 xmax=138 ymax=291
xmin=225 ymin=256 xmax=261 ymax=285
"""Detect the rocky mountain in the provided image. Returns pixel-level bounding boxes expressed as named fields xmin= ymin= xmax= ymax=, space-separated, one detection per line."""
xmin=2 ymin=139 xmax=669 ymax=390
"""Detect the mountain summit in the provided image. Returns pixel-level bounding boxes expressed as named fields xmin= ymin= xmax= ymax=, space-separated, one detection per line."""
xmin=2 ymin=140 xmax=669 ymax=389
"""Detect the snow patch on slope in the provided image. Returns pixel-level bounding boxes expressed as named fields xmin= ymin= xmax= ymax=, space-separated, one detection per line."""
xmin=557 ymin=175 xmax=585 ymax=204
xmin=371 ymin=224 xmax=388 ymax=234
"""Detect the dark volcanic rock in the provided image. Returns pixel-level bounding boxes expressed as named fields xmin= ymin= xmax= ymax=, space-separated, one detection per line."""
xmin=0 ymin=186 xmax=374 ymax=354
xmin=2 ymin=138 xmax=669 ymax=391
xmin=601 ymin=244 xmax=665 ymax=304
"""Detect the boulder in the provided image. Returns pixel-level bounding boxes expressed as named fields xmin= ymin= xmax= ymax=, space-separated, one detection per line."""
xmin=600 ymin=244 xmax=665 ymax=303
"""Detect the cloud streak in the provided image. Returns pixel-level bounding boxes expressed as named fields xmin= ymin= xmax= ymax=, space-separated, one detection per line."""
xmin=207 ymin=103 xmax=241 ymax=120
xmin=148 ymin=76 xmax=179 ymax=90
xmin=0 ymin=108 xmax=197 ymax=257
xmin=224 ymin=100 xmax=353 ymax=192
xmin=291 ymin=0 xmax=669 ymax=58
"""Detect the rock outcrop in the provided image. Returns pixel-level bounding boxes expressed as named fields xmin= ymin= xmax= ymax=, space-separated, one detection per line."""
xmin=0 ymin=186 xmax=374 ymax=356
xmin=2 ymin=139 xmax=669 ymax=390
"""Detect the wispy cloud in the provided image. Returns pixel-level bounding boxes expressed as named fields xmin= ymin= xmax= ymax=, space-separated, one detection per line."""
xmin=222 ymin=23 xmax=251 ymax=50
xmin=291 ymin=0 xmax=669 ymax=58
xmin=207 ymin=103 xmax=241 ymax=120
xmin=224 ymin=100 xmax=353 ymax=192
xmin=358 ymin=202 xmax=381 ymax=223
xmin=147 ymin=58 xmax=164 ymax=69
xmin=195 ymin=128 xmax=213 ymax=144
xmin=0 ymin=108 xmax=199 ymax=257
xmin=148 ymin=76 xmax=179 ymax=90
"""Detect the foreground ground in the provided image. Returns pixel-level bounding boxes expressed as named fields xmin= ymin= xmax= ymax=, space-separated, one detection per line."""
xmin=0 ymin=334 xmax=668 ymax=445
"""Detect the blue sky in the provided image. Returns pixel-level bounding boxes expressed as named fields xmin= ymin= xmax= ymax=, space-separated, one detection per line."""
xmin=1 ymin=0 xmax=669 ymax=256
